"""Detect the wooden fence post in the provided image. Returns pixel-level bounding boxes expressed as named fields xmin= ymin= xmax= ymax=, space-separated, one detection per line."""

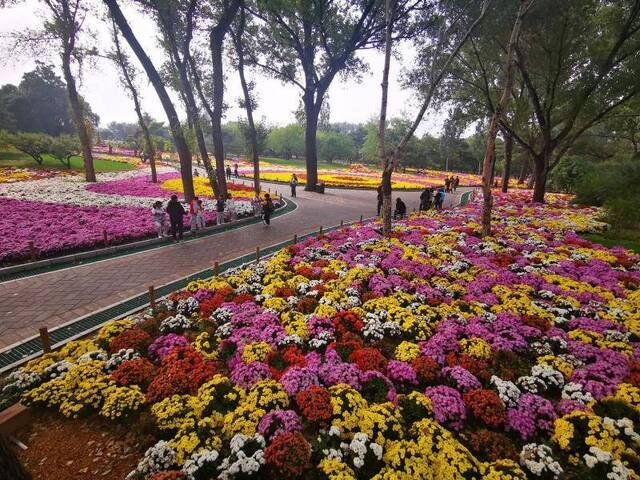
xmin=213 ymin=261 xmax=219 ymax=276
xmin=28 ymin=241 xmax=37 ymax=262
xmin=256 ymin=246 xmax=261 ymax=263
xmin=293 ymin=234 xmax=297 ymax=244
xmin=148 ymin=286 xmax=156 ymax=309
xmin=319 ymin=225 xmax=323 ymax=235
xmin=360 ymin=215 xmax=363 ymax=222
xmin=39 ymin=326 xmax=51 ymax=353
xmin=340 ymin=220 xmax=343 ymax=227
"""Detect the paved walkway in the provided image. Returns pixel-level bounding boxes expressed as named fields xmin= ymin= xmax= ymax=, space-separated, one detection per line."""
xmin=0 ymin=185 xmax=473 ymax=349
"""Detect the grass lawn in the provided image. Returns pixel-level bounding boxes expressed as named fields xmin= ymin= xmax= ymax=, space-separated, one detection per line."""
xmin=582 ymin=232 xmax=640 ymax=253
xmin=0 ymin=149 xmax=135 ymax=172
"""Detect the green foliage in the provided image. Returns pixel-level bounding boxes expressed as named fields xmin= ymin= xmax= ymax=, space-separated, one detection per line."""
xmin=574 ymin=158 xmax=640 ymax=232
xmin=49 ymin=135 xmax=81 ymax=168
xmin=266 ymin=124 xmax=305 ymax=159
xmin=548 ymin=156 xmax=593 ymax=193
xmin=317 ymin=130 xmax=354 ymax=163
xmin=0 ymin=63 xmax=98 ymax=136
xmin=5 ymin=132 xmax=52 ymax=165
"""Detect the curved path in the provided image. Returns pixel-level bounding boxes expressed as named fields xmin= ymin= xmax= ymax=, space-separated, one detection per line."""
xmin=0 ymin=185 xmax=471 ymax=349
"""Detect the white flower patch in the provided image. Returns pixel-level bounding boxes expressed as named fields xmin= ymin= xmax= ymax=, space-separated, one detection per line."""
xmin=362 ymin=311 xmax=402 ymax=341
xmin=519 ymin=443 xmax=563 ymax=479
xmin=528 ymin=364 xmax=565 ymax=392
xmin=308 ymin=331 xmax=334 ymax=350
xmin=182 ymin=449 xmax=220 ymax=480
xmin=127 ymin=440 xmax=177 ymax=479
xmin=217 ymin=434 xmax=265 ymax=480
xmin=105 ymin=349 xmax=140 ymax=372
xmin=159 ymin=314 xmax=194 ymax=333
xmin=210 ymin=307 xmax=233 ymax=325
xmin=2 ymin=369 xmax=41 ymax=395
xmin=561 ymin=382 xmax=594 ymax=404
xmin=176 ymin=297 xmax=200 ymax=316
xmin=278 ymin=335 xmax=304 ymax=347
xmin=490 ymin=376 xmax=521 ymax=408
xmin=42 ymin=360 xmax=74 ymax=381
xmin=340 ymin=432 xmax=384 ymax=470
xmin=76 ymin=350 xmax=108 ymax=364
xmin=215 ymin=322 xmax=233 ymax=339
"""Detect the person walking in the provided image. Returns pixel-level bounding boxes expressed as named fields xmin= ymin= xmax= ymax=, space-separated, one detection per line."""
xmin=263 ymin=193 xmax=274 ymax=226
xmin=233 ymin=163 xmax=239 ymax=178
xmin=167 ymin=195 xmax=186 ymax=241
xmin=453 ymin=176 xmax=460 ymax=191
xmin=226 ymin=165 xmax=232 ymax=180
xmin=419 ymin=187 xmax=433 ymax=211
xmin=376 ymin=184 xmax=383 ymax=216
xmin=290 ymin=174 xmax=298 ymax=197
xmin=225 ymin=193 xmax=237 ymax=222
xmin=445 ymin=177 xmax=451 ymax=193
xmin=434 ymin=188 xmax=445 ymax=210
xmin=152 ymin=200 xmax=167 ymax=238
xmin=216 ymin=195 xmax=225 ymax=225
xmin=394 ymin=197 xmax=407 ymax=219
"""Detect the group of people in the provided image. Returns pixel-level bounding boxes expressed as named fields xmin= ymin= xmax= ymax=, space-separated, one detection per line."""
xmin=419 ymin=186 xmax=446 ymax=211
xmin=225 ymin=163 xmax=240 ymax=180
xmin=444 ymin=175 xmax=460 ymax=192
xmin=152 ymin=192 xmax=275 ymax=242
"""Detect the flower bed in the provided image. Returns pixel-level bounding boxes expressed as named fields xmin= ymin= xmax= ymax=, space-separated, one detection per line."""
xmin=236 ymin=160 xmax=485 ymax=190
xmin=4 ymin=191 xmax=639 ymax=479
xmin=0 ymin=169 xmax=263 ymax=264
xmin=0 ymin=167 xmax=76 ymax=184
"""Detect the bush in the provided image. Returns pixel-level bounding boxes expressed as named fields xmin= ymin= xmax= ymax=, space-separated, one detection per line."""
xmin=574 ymin=157 xmax=640 ymax=232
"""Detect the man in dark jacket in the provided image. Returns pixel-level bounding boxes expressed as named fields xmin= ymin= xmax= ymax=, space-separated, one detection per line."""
xmin=419 ymin=187 xmax=433 ymax=211
xmin=167 ymin=195 xmax=186 ymax=241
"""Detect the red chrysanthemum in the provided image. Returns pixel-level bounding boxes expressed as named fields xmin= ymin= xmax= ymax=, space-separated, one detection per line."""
xmin=468 ymin=429 xmax=519 ymax=462
xmin=296 ymin=386 xmax=332 ymax=423
xmin=265 ymin=432 xmax=311 ymax=478
xmin=412 ymin=356 xmax=441 ymax=384
xmin=332 ymin=311 xmax=363 ymax=337
xmin=463 ymin=389 xmax=506 ymax=428
xmin=109 ymin=328 xmax=151 ymax=353
xmin=111 ymin=358 xmax=155 ymax=389
xmin=349 ymin=347 xmax=387 ymax=373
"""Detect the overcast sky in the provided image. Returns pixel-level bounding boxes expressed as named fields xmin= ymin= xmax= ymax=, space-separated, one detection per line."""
xmin=0 ymin=1 xmax=447 ymax=134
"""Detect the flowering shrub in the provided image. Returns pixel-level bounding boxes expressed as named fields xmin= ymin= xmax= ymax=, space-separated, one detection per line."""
xmin=14 ymin=191 xmax=640 ymax=479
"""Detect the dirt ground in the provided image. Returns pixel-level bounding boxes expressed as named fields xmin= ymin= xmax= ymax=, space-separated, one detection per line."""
xmin=13 ymin=412 xmax=144 ymax=480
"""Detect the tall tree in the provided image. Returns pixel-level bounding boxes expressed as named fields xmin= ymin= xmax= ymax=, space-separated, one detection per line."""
xmin=109 ymin=18 xmax=158 ymax=183
xmin=480 ymin=0 xmax=532 ymax=237
xmin=231 ymin=3 xmax=261 ymax=194
xmin=380 ymin=0 xmax=489 ymax=232
xmin=379 ymin=0 xmax=395 ymax=232
xmin=250 ymin=0 xmax=419 ymax=191
xmin=500 ymin=0 xmax=640 ymax=202
xmin=5 ymin=0 xmax=98 ymax=181
xmin=105 ymin=0 xmax=195 ymax=201
xmin=151 ymin=0 xmax=220 ymax=196
xmin=208 ymin=0 xmax=242 ymax=196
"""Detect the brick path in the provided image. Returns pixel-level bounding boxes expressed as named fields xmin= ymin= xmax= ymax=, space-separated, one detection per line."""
xmin=0 ymin=185 xmax=472 ymax=349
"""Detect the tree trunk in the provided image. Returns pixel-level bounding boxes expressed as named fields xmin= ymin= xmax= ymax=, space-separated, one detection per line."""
xmin=501 ymin=132 xmax=513 ymax=192
xmin=532 ymin=156 xmax=547 ymax=202
xmin=304 ymin=94 xmax=321 ymax=191
xmin=233 ymin=7 xmax=260 ymax=195
xmin=106 ymin=0 xmax=194 ymax=201
xmin=518 ymin=153 xmax=530 ymax=184
xmin=480 ymin=0 xmax=532 ymax=237
xmin=62 ymin=49 xmax=95 ymax=182
xmin=112 ymin=24 xmax=157 ymax=182
xmin=379 ymin=0 xmax=394 ymax=234
xmin=135 ymin=98 xmax=157 ymax=183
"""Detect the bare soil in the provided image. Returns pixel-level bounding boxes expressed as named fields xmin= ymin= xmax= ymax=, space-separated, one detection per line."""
xmin=13 ymin=412 xmax=144 ymax=480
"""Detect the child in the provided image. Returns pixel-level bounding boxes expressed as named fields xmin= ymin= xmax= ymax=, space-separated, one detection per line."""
xmin=189 ymin=196 xmax=205 ymax=231
xmin=225 ymin=193 xmax=237 ymax=222
xmin=152 ymin=200 xmax=167 ymax=238
xmin=216 ymin=195 xmax=225 ymax=225
xmin=262 ymin=193 xmax=274 ymax=226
